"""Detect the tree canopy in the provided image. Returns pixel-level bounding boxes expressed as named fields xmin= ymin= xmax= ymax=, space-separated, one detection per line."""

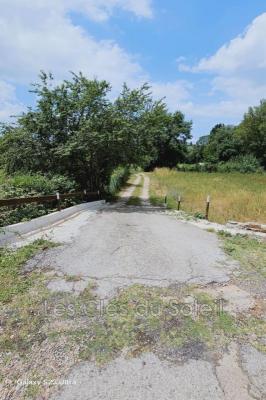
xmin=0 ymin=72 xmax=192 ymax=189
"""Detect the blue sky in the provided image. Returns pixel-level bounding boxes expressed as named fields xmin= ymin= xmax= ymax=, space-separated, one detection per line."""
xmin=0 ymin=1 xmax=266 ymax=139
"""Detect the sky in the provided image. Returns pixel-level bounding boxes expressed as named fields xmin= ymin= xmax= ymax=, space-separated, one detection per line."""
xmin=0 ymin=0 xmax=266 ymax=140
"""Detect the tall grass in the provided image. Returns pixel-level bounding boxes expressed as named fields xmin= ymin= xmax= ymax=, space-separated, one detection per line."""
xmin=148 ymin=168 xmax=266 ymax=224
xmin=107 ymin=166 xmax=130 ymax=196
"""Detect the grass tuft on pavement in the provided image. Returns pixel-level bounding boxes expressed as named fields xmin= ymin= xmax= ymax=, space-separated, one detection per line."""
xmin=0 ymin=239 xmax=57 ymax=303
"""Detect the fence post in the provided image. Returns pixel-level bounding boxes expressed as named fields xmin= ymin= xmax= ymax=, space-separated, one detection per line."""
xmin=98 ymin=190 xmax=100 ymax=200
xmin=56 ymin=192 xmax=61 ymax=211
xmin=164 ymin=195 xmax=167 ymax=207
xmin=177 ymin=195 xmax=181 ymax=210
xmin=205 ymin=195 xmax=210 ymax=220
xmin=83 ymin=189 xmax=87 ymax=202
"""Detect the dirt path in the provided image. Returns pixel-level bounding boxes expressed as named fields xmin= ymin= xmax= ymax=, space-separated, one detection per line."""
xmin=119 ymin=174 xmax=142 ymax=203
xmin=3 ymin=175 xmax=265 ymax=400
xmin=140 ymin=173 xmax=150 ymax=205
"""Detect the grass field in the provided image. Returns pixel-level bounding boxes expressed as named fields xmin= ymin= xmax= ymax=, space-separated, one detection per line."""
xmin=148 ymin=168 xmax=266 ymax=224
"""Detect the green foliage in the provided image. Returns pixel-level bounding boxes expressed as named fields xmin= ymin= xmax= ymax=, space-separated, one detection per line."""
xmin=107 ymin=166 xmax=130 ymax=195
xmin=236 ymin=100 xmax=266 ymax=168
xmin=0 ymin=172 xmax=78 ymax=227
xmin=0 ymin=173 xmax=77 ymax=198
xmin=0 ymin=73 xmax=192 ymax=190
xmin=147 ymin=108 xmax=192 ymax=169
xmin=203 ymin=124 xmax=241 ymax=163
xmin=187 ymin=100 xmax=266 ymax=171
xmin=217 ymin=155 xmax=263 ymax=173
xmin=178 ymin=155 xmax=263 ymax=174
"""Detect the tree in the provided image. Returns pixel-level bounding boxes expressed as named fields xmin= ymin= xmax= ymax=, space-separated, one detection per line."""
xmin=236 ymin=100 xmax=266 ymax=168
xmin=148 ymin=108 xmax=192 ymax=168
xmin=0 ymin=72 xmax=193 ymax=188
xmin=203 ymin=124 xmax=241 ymax=163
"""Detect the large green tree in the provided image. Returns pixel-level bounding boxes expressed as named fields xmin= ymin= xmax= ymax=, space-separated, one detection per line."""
xmin=0 ymin=72 xmax=192 ymax=189
xmin=203 ymin=124 xmax=241 ymax=163
xmin=236 ymin=100 xmax=266 ymax=168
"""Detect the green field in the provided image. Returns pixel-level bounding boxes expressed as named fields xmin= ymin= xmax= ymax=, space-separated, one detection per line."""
xmin=148 ymin=168 xmax=266 ymax=224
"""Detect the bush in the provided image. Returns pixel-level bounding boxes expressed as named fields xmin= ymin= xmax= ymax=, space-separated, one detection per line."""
xmin=0 ymin=173 xmax=77 ymax=199
xmin=107 ymin=166 xmax=130 ymax=196
xmin=177 ymin=156 xmax=264 ymax=174
xmin=0 ymin=173 xmax=78 ymax=227
xmin=217 ymin=155 xmax=263 ymax=173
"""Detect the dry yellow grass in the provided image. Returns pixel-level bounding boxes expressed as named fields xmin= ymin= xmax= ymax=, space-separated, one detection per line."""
xmin=148 ymin=168 xmax=266 ymax=224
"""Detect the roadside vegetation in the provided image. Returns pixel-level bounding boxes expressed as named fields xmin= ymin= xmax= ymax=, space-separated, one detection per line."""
xmin=0 ymin=171 xmax=78 ymax=227
xmin=148 ymin=168 xmax=266 ymax=224
xmin=0 ymin=72 xmax=265 ymax=228
xmin=218 ymin=231 xmax=266 ymax=280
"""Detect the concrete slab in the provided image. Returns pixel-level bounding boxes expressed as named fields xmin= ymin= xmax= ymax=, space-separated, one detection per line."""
xmin=52 ymin=353 xmax=225 ymax=400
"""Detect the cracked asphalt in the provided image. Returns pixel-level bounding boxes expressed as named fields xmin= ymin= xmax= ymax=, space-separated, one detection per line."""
xmin=19 ymin=175 xmax=266 ymax=400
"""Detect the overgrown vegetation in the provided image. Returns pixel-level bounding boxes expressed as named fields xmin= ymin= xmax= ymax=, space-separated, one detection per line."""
xmin=0 ymin=239 xmax=57 ymax=303
xmin=148 ymin=168 xmax=266 ymax=223
xmin=218 ymin=232 xmax=266 ymax=279
xmin=0 ymin=171 xmax=78 ymax=227
xmin=107 ymin=166 xmax=130 ymax=196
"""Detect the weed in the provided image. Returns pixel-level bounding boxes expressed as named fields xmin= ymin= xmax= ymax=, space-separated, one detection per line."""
xmin=219 ymin=233 xmax=266 ymax=278
xmin=0 ymin=239 xmax=57 ymax=303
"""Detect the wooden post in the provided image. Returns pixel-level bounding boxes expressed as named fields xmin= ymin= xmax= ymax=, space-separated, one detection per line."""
xmin=56 ymin=192 xmax=61 ymax=211
xmin=98 ymin=190 xmax=100 ymax=200
xmin=83 ymin=189 xmax=87 ymax=202
xmin=177 ymin=195 xmax=181 ymax=210
xmin=164 ymin=195 xmax=167 ymax=207
xmin=205 ymin=195 xmax=210 ymax=220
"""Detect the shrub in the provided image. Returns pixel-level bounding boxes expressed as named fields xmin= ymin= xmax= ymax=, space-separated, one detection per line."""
xmin=107 ymin=166 xmax=130 ymax=196
xmin=0 ymin=173 xmax=78 ymax=227
xmin=217 ymin=155 xmax=263 ymax=173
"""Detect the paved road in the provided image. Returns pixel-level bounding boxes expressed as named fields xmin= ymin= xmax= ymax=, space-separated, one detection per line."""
xmin=20 ymin=175 xmax=265 ymax=400
xmin=26 ymin=177 xmax=233 ymax=298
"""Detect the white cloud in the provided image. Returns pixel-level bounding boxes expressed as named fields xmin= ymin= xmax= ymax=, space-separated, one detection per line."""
xmin=0 ymin=0 xmax=154 ymax=120
xmin=176 ymin=13 xmax=266 ymax=132
xmin=0 ymin=0 xmax=192 ymax=122
xmin=0 ymin=81 xmax=24 ymax=120
xmin=0 ymin=1 xmax=149 ymax=89
xmin=195 ymin=13 xmax=266 ymax=73
xmin=65 ymin=0 xmax=153 ymax=21
xmin=152 ymin=81 xmax=193 ymax=110
xmin=212 ymin=76 xmax=266 ymax=103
